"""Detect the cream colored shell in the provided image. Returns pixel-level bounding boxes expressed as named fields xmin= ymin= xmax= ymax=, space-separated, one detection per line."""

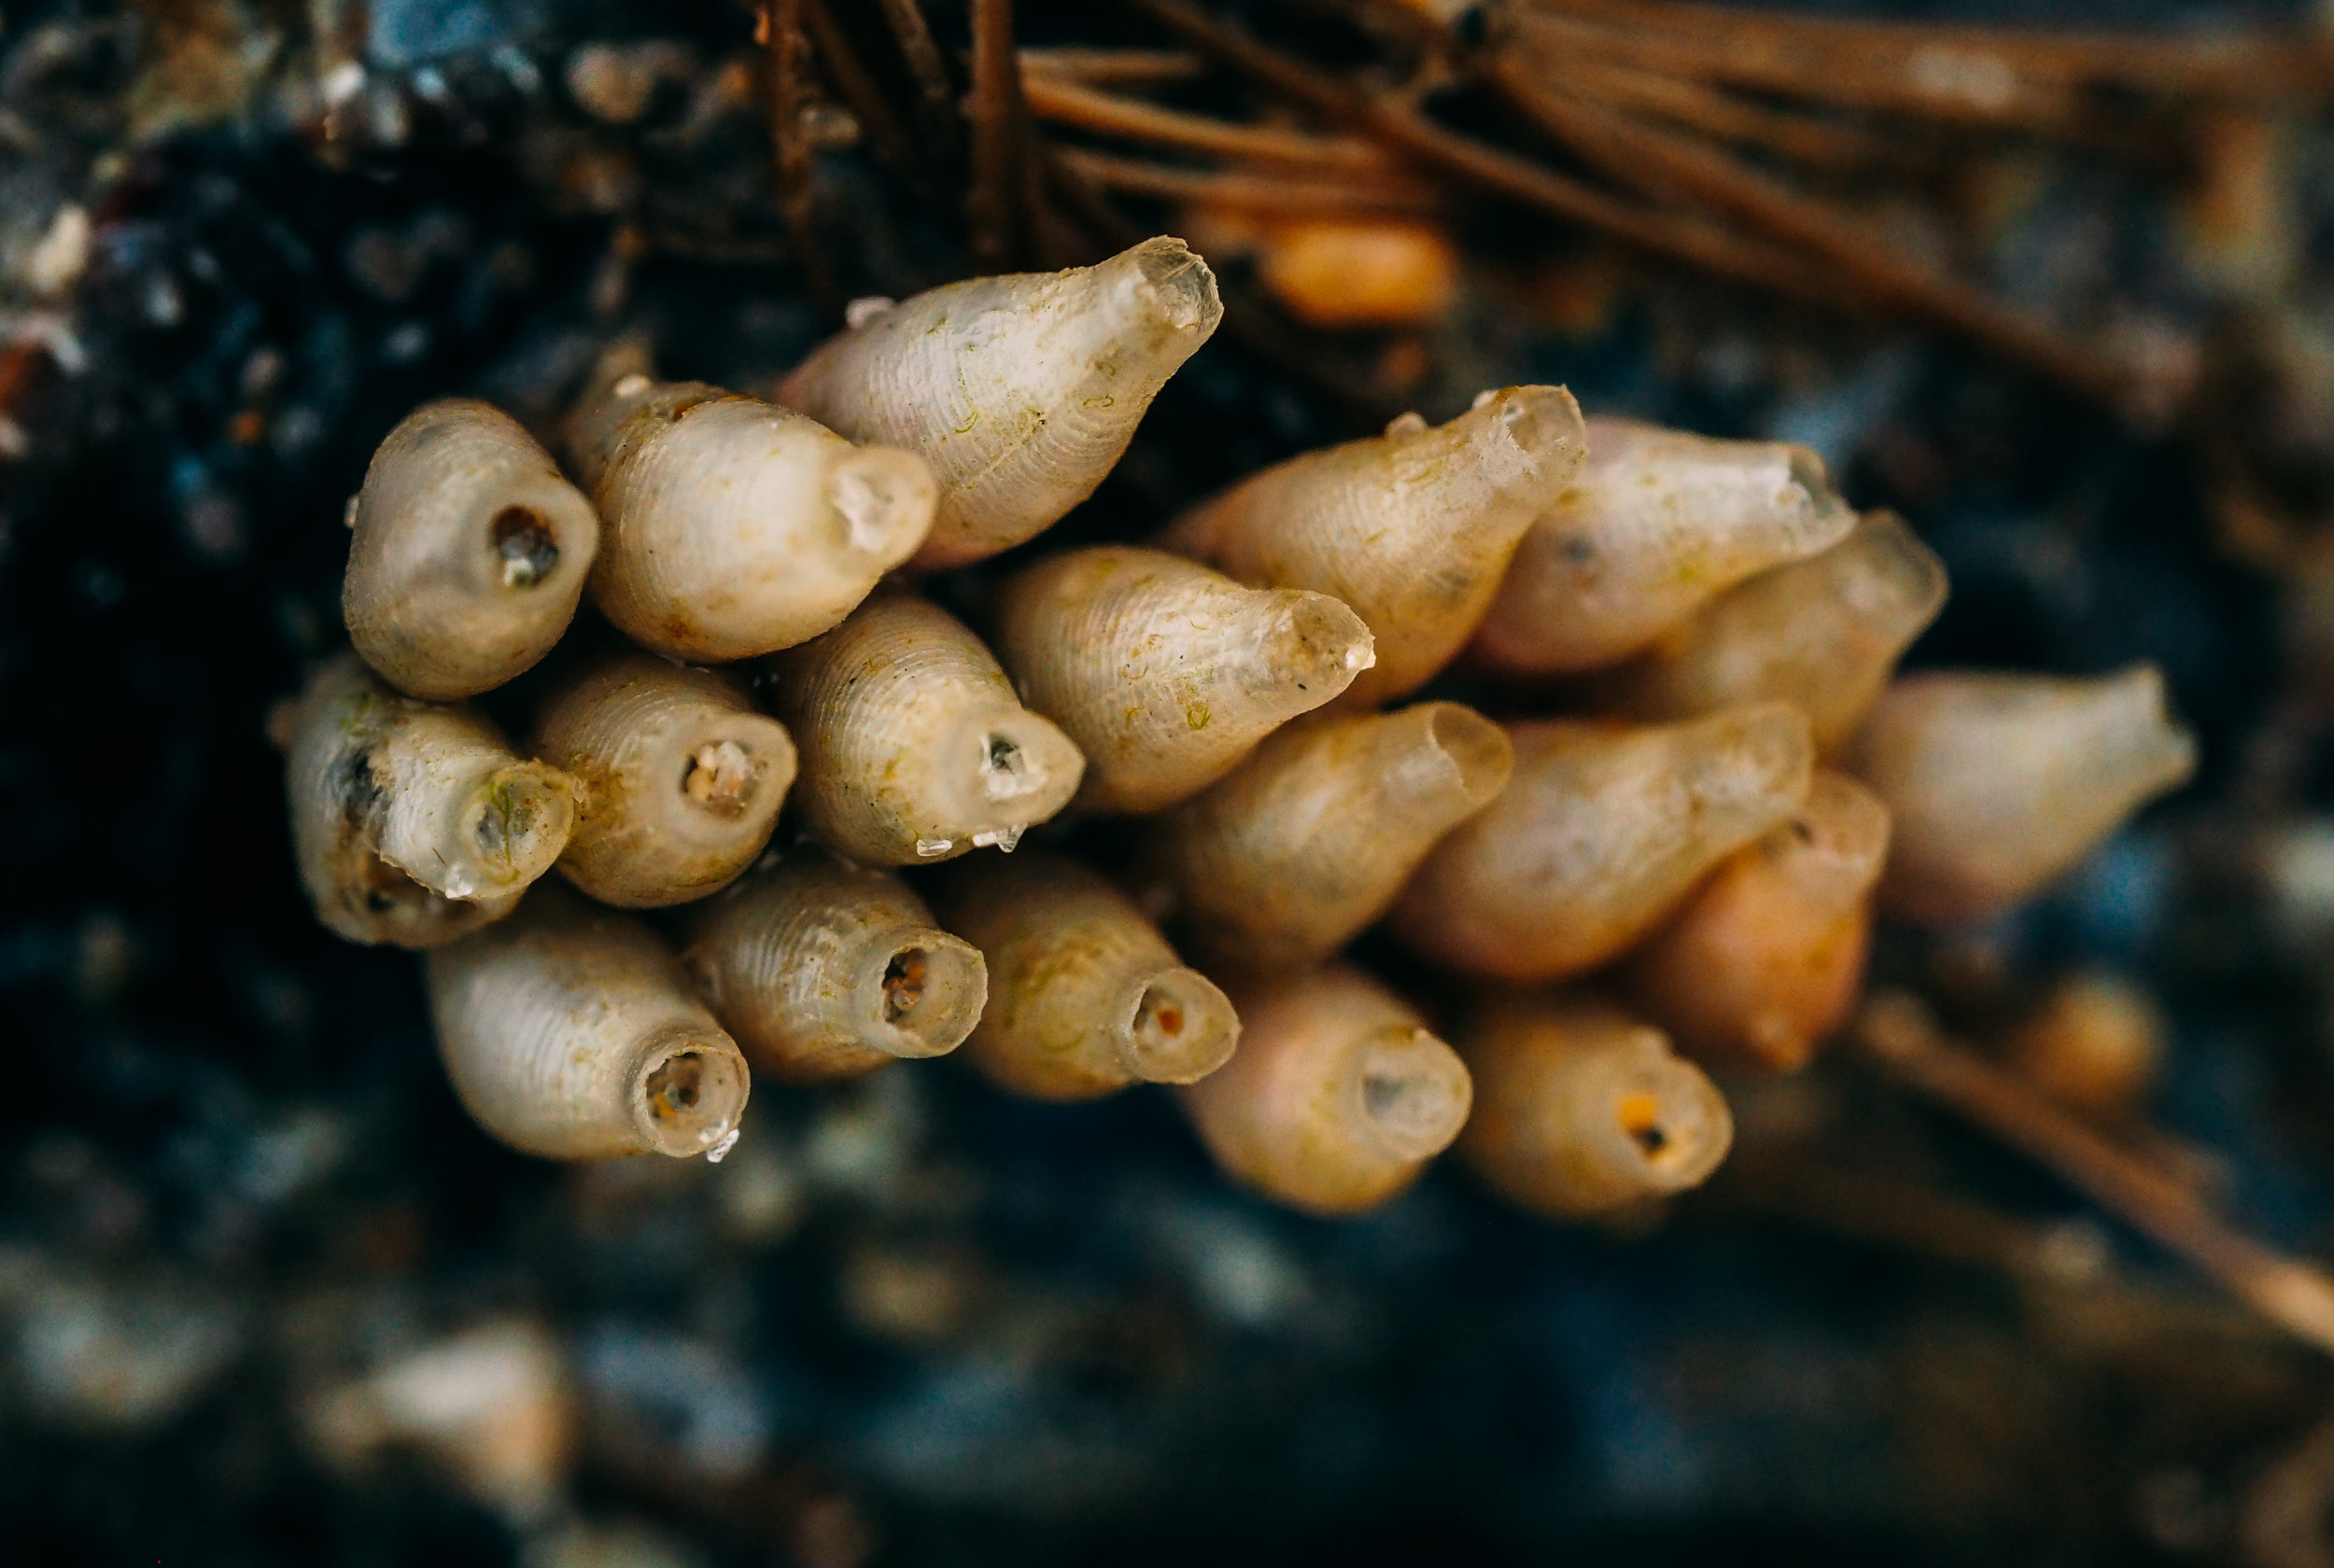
xmin=1455 ymin=991 xmax=1734 ymax=1217
xmin=1844 ymin=665 xmax=2197 ymax=922
xmin=425 ymin=887 xmax=750 ymax=1161
xmin=991 ymin=546 xmax=1374 ymax=813
xmin=567 ymin=378 xmax=935 ymax=662
xmin=1143 ymin=703 xmax=1512 ymax=972
xmin=1471 ymin=417 xmax=1856 ymax=675
xmin=344 ymin=398 xmax=601 ymax=701
xmin=1163 ymin=385 xmax=1586 ymax=706
xmin=1388 ymin=704 xmax=1815 ymax=980
xmin=681 ymin=847 xmax=987 ymax=1083
xmin=932 ymin=852 xmax=1239 ymax=1100
xmin=1591 ymin=511 xmax=1948 ymax=755
xmin=1179 ymin=964 xmax=1472 ymax=1216
xmin=283 ymin=653 xmax=576 ymax=947
xmin=1624 ymin=772 xmax=1891 ymax=1072
xmin=530 ymin=652 xmax=796 ymax=908
xmin=779 ymin=236 xmax=1223 ymax=568
xmin=762 ymin=594 xmax=1085 ymax=865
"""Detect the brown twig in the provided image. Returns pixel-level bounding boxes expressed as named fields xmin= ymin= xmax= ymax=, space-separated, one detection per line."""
xmin=800 ymin=0 xmax=926 ymax=189
xmin=1127 ymin=0 xmax=1838 ymax=308
xmin=1023 ymin=74 xmax=1394 ymax=175
xmin=1019 ymin=47 xmax=1207 ymax=87
xmin=1483 ymin=56 xmax=2130 ymax=404
xmin=759 ymin=0 xmax=837 ymax=312
xmin=1053 ymin=146 xmax=1441 ymax=217
xmin=875 ymin=0 xmax=963 ymax=163
xmin=1559 ymin=55 xmax=1905 ymax=174
xmin=1526 ymin=0 xmax=2333 ymax=99
xmin=967 ymin=0 xmax=1029 ymax=268
xmin=1856 ymin=990 xmax=2334 ymax=1357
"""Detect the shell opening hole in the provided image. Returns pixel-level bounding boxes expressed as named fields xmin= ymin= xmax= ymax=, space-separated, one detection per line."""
xmin=636 ymin=1041 xmax=746 ymax=1156
xmin=1356 ymin=1029 xmax=1472 ymax=1162
xmin=682 ymin=739 xmax=757 ymax=817
xmin=1618 ymin=1090 xmax=1673 ymax=1159
xmin=491 ymin=506 xmax=559 ymax=589
xmin=646 ymin=1052 xmax=703 ymax=1118
xmin=979 ymin=730 xmax=1031 ymax=799
xmin=827 ymin=451 xmax=931 ymax=554
xmin=1122 ymin=969 xmax=1239 ymax=1085
xmin=1427 ymin=705 xmax=1512 ymax=806
xmin=883 ymin=946 xmax=928 ymax=1024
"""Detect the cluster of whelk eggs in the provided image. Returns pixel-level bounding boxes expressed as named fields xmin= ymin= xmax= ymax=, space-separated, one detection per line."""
xmin=278 ymin=235 xmax=2199 ymax=1220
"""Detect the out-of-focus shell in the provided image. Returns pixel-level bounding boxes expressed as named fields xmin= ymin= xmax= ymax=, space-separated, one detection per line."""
xmin=1624 ymin=773 xmax=1891 ymax=1072
xmin=1843 ymin=665 xmax=2197 ymax=922
xmin=931 ymin=852 xmax=1239 ymax=1100
xmin=532 ymin=653 xmax=796 ymax=908
xmin=778 ymin=236 xmax=1222 ymax=568
xmin=425 ymin=886 xmax=750 ymax=1161
xmin=565 ymin=377 xmax=935 ymax=662
xmin=681 ymin=847 xmax=987 ymax=1084
xmin=1143 ymin=703 xmax=1512 ymax=971
xmin=1471 ymin=417 xmax=1856 ymax=676
xmin=1179 ymin=964 xmax=1472 ymax=1216
xmin=283 ymin=653 xmax=575 ymax=947
xmin=762 ymin=594 xmax=1084 ymax=865
xmin=2008 ymin=972 xmax=2167 ymax=1115
xmin=1455 ymin=991 xmax=1734 ymax=1217
xmin=1388 ymin=704 xmax=1815 ymax=980
xmin=991 ymin=546 xmax=1374 ymax=813
xmin=1162 ymin=385 xmax=1586 ymax=706
xmin=1589 ymin=511 xmax=1949 ymax=754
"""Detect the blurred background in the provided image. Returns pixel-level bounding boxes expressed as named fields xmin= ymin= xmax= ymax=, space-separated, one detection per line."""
xmin=7 ymin=0 xmax=2334 ymax=1561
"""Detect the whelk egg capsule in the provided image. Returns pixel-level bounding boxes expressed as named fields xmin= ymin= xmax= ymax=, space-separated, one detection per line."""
xmin=529 ymin=652 xmax=797 ymax=908
xmin=344 ymin=398 xmax=601 ymax=701
xmin=564 ymin=375 xmax=936 ymax=662
xmin=1470 ymin=417 xmax=1857 ymax=676
xmin=1142 ymin=703 xmax=1512 ymax=972
xmin=1587 ymin=510 xmax=1949 ymax=755
xmin=1455 ymin=991 xmax=1734 ymax=1217
xmin=1623 ymin=772 xmax=1891 ymax=1073
xmin=1179 ymin=964 xmax=1473 ymax=1216
xmin=680 ymin=847 xmax=987 ymax=1084
xmin=991 ymin=545 xmax=1375 ymax=813
xmin=1843 ymin=665 xmax=2197 ymax=922
xmin=283 ymin=653 xmax=576 ymax=947
xmin=778 ymin=235 xmax=1223 ymax=569
xmin=1388 ymin=703 xmax=1815 ymax=981
xmin=1162 ymin=385 xmax=1586 ymax=706
xmin=930 ymin=852 xmax=1240 ymax=1101
xmin=761 ymin=593 xmax=1085 ymax=866
xmin=424 ymin=885 xmax=750 ymax=1161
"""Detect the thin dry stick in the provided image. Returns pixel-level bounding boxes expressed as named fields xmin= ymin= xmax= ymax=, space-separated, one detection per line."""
xmin=1505 ymin=9 xmax=2088 ymax=134
xmin=875 ymin=0 xmax=962 ymax=162
xmin=1485 ymin=57 xmax=2130 ymax=403
xmin=1127 ymin=0 xmax=1839 ymax=308
xmin=1527 ymin=0 xmax=2331 ymax=97
xmin=1023 ymin=74 xmax=1394 ymax=174
xmin=801 ymin=0 xmax=926 ymax=188
xmin=1055 ymin=146 xmax=1441 ymax=216
xmin=1720 ymin=1152 xmax=2107 ymax=1280
xmin=760 ymin=0 xmax=837 ymax=311
xmin=1560 ymin=55 xmax=1904 ymax=173
xmin=1857 ymin=989 xmax=2334 ymax=1356
xmin=1020 ymin=47 xmax=1207 ymax=87
xmin=967 ymin=0 xmax=1027 ymax=267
